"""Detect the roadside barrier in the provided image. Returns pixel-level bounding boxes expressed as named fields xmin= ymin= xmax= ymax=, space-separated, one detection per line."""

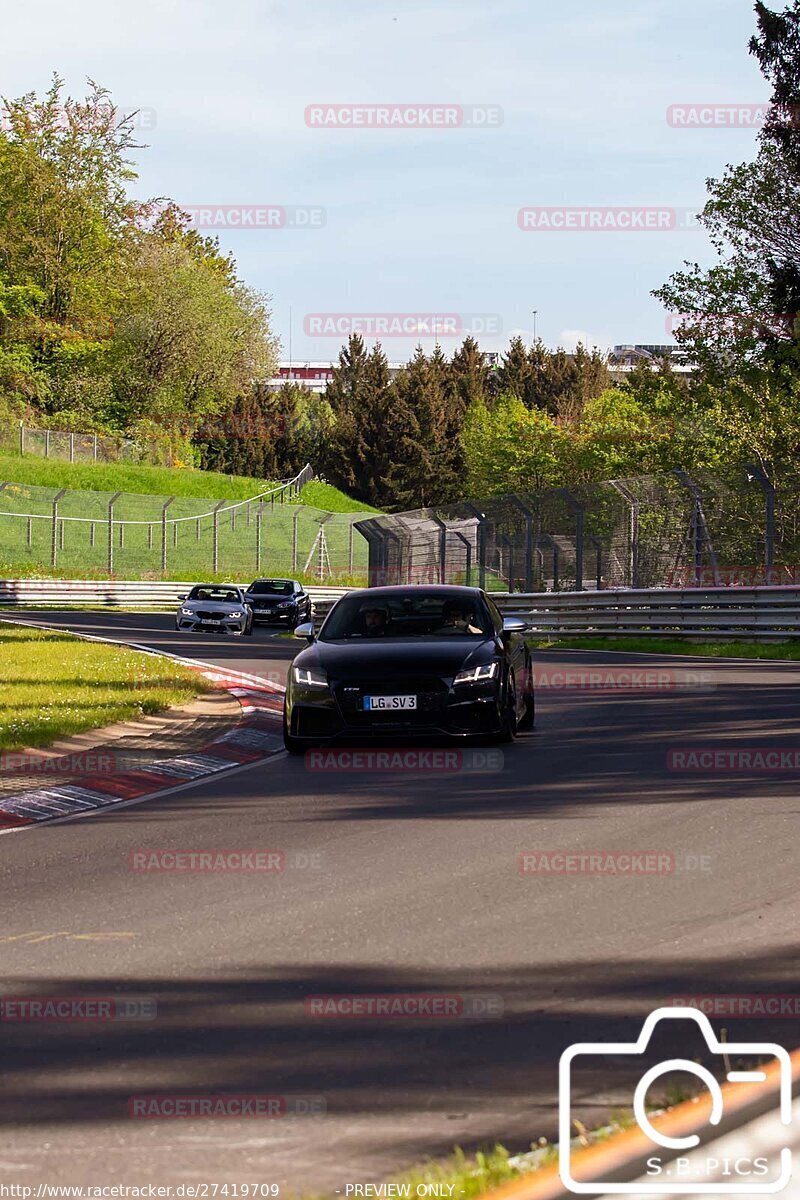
xmin=4 ymin=581 xmax=800 ymax=640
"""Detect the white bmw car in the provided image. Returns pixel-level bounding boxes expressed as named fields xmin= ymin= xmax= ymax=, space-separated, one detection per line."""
xmin=175 ymin=585 xmax=254 ymax=635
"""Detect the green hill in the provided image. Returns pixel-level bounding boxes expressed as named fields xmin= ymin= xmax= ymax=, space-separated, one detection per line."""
xmin=0 ymin=454 xmax=378 ymax=583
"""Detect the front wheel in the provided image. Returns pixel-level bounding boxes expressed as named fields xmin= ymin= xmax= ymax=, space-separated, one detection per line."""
xmin=496 ymin=672 xmax=518 ymax=744
xmin=518 ymin=657 xmax=536 ymax=731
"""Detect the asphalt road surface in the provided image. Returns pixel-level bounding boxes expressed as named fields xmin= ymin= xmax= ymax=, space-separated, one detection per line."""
xmin=2 ymin=611 xmax=800 ymax=1194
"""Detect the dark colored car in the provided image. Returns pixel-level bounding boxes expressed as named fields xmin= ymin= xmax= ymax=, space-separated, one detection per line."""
xmin=282 ymin=585 xmax=534 ymax=753
xmin=245 ymin=578 xmax=312 ymax=628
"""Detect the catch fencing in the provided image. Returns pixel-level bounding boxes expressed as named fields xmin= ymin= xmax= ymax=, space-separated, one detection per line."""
xmin=0 ymin=465 xmax=370 ymax=583
xmin=1 ymin=422 xmax=141 ymax=465
xmin=354 ymin=467 xmax=796 ymax=592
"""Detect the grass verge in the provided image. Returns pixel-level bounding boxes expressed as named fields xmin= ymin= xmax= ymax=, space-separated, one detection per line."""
xmin=0 ymin=453 xmax=272 ymax=501
xmin=298 ymin=479 xmax=380 ymax=513
xmin=528 ymin=635 xmax=800 ymax=660
xmin=0 ymin=623 xmax=207 ymax=750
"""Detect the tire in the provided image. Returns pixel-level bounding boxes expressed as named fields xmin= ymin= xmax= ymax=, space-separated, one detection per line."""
xmin=283 ymin=706 xmax=308 ymax=755
xmin=518 ymin=655 xmax=536 ymax=731
xmin=496 ymin=672 xmax=518 ymax=744
xmin=245 ymin=616 xmax=254 ymax=636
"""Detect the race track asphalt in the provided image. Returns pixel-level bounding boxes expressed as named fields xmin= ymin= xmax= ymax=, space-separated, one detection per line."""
xmin=2 ymin=611 xmax=800 ymax=1193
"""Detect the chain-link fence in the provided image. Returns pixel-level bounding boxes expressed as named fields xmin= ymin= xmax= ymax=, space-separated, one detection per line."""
xmin=354 ymin=467 xmax=800 ymax=591
xmin=0 ymin=423 xmax=141 ymax=464
xmin=0 ymin=468 xmax=369 ymax=583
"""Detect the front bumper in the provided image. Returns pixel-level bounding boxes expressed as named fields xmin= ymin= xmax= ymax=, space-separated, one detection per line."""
xmin=251 ymin=606 xmax=299 ymax=624
xmin=177 ymin=614 xmax=248 ymax=634
xmin=286 ymin=678 xmax=504 ymax=742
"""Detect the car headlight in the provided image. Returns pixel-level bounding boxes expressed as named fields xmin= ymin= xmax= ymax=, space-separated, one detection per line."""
xmin=294 ymin=667 xmax=328 ymax=688
xmin=276 ymin=601 xmax=293 ymax=609
xmin=180 ymin=607 xmax=194 ymax=616
xmin=454 ymin=662 xmax=499 ymax=685
xmin=226 ymin=610 xmax=244 ymax=618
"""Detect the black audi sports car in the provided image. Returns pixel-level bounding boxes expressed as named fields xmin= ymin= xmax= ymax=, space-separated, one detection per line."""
xmin=282 ymin=585 xmax=534 ymax=753
xmin=245 ymin=578 xmax=312 ymax=628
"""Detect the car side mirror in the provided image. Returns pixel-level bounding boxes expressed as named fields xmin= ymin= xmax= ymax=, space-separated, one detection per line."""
xmin=502 ymin=616 xmax=527 ymax=634
xmin=294 ymin=622 xmax=315 ymax=641
xmin=177 ymin=594 xmax=187 ymax=601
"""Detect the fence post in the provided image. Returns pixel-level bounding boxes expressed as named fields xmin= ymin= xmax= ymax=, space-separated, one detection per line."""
xmin=69 ymin=433 xmax=75 ymax=464
xmin=348 ymin=519 xmax=354 ymax=575
xmin=45 ymin=430 xmax=51 ymax=458
xmin=93 ymin=434 xmax=98 ymax=462
xmin=430 ymin=514 xmax=449 ymax=584
xmin=161 ymin=497 xmax=176 ymax=575
xmin=555 ymin=489 xmax=585 ymax=591
xmin=27 ymin=517 xmax=32 ymax=548
xmin=292 ymin=508 xmax=300 ymax=573
xmin=19 ymin=422 xmax=24 ymax=456
xmin=452 ymin=530 xmax=473 ymax=586
xmin=609 ymin=481 xmax=640 ymax=589
xmin=673 ymin=469 xmax=720 ymax=586
xmin=212 ymin=500 xmax=224 ymax=574
xmin=107 ymin=491 xmax=122 ymax=574
xmin=497 ymin=533 xmax=514 ymax=591
xmin=509 ymin=495 xmax=535 ymax=592
xmin=745 ymin=464 xmax=775 ymax=585
xmin=463 ymin=503 xmax=487 ymax=590
xmin=256 ymin=502 xmax=264 ymax=571
xmin=51 ymin=487 xmax=67 ymax=568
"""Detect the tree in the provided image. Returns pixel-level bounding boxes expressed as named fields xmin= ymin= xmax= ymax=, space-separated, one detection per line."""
xmin=321 ymin=336 xmax=410 ymax=507
xmin=111 ymin=214 xmax=278 ymax=449
xmin=654 ymin=1 xmax=800 ymax=397
xmin=462 ymin=391 xmax=572 ymax=496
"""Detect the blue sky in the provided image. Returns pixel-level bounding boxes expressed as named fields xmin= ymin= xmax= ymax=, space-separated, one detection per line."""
xmin=1 ymin=0 xmax=772 ymax=361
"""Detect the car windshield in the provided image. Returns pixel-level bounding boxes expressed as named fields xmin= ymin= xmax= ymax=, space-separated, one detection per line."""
xmin=319 ymin=592 xmax=492 ymax=640
xmin=187 ymin=587 xmax=240 ymax=603
xmin=247 ymin=580 xmax=293 ymax=595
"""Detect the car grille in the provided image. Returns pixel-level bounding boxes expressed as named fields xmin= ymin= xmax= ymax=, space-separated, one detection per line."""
xmin=334 ymin=678 xmax=448 ymax=720
xmin=195 ymin=611 xmax=222 ymax=620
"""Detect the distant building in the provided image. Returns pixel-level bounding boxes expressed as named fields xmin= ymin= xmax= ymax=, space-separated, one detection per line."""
xmin=607 ymin=344 xmax=693 ymax=378
xmin=267 ymin=351 xmax=502 ymax=393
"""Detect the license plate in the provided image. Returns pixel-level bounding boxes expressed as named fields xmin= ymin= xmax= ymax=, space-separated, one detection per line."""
xmin=200 ymin=621 xmax=222 ymax=627
xmin=364 ymin=695 xmax=417 ymax=711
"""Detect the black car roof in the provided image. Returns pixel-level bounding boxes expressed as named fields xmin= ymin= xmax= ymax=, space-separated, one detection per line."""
xmin=344 ymin=585 xmax=483 ymax=598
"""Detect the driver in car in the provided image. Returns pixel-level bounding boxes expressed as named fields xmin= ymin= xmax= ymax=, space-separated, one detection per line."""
xmin=359 ymin=604 xmax=390 ymax=635
xmin=440 ymin=599 xmax=482 ymax=635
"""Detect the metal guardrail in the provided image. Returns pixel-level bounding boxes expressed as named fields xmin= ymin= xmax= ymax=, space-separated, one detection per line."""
xmin=3 ymin=581 xmax=800 ymax=641
xmin=0 ymin=579 xmax=351 ymax=609
xmin=495 ymin=586 xmax=800 ymax=640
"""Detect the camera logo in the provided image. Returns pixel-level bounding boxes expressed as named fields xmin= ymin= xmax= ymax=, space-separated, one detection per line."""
xmin=559 ymin=1007 xmax=792 ymax=1194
